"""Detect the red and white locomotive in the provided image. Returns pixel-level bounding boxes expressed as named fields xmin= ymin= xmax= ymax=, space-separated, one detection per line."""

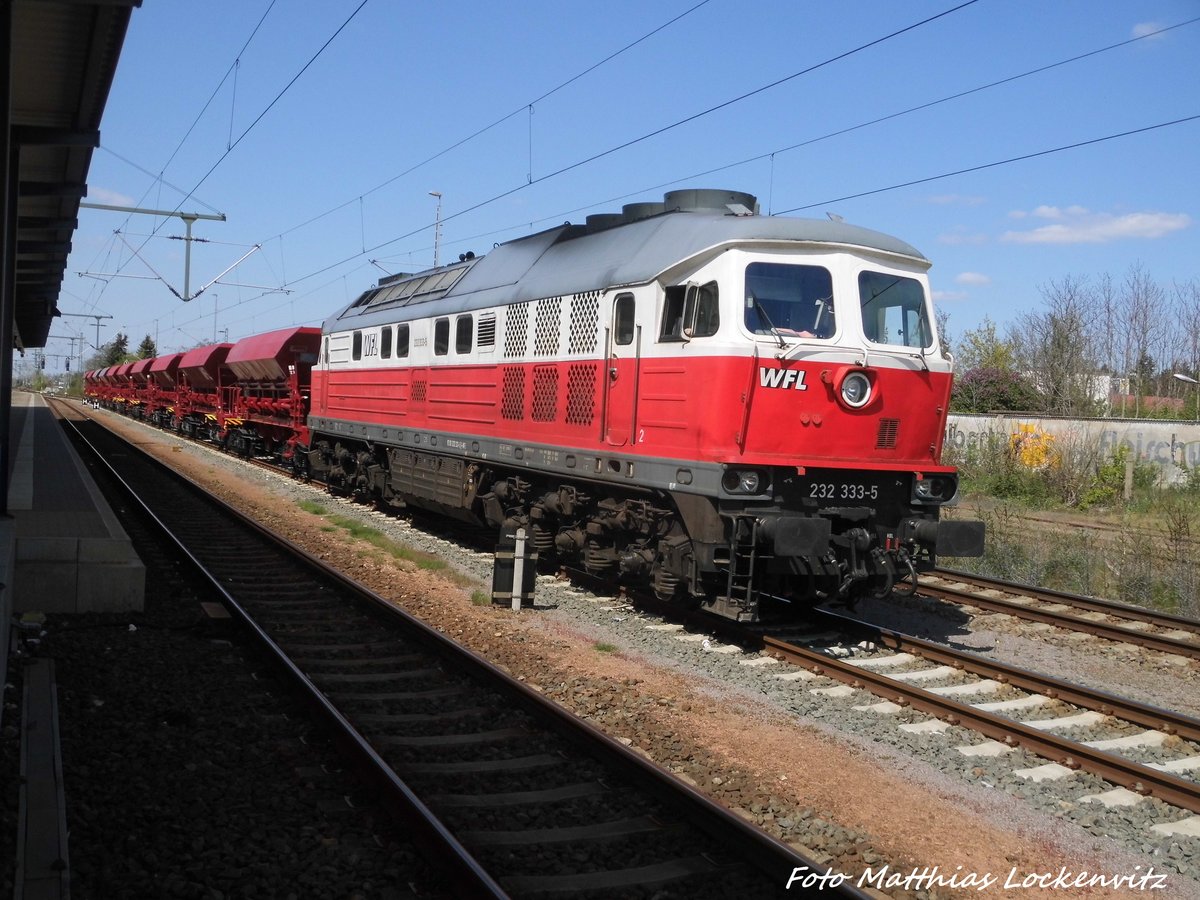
xmin=88 ymin=189 xmax=982 ymax=621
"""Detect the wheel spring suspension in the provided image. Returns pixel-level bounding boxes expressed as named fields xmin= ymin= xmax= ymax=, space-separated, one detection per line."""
xmin=530 ymin=521 xmax=556 ymax=555
xmin=652 ymin=565 xmax=681 ymax=600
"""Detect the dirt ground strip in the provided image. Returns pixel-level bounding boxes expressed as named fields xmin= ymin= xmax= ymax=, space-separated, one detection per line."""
xmin=80 ymin=407 xmax=1197 ymax=899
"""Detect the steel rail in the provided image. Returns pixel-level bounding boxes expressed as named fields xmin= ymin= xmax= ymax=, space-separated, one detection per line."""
xmin=759 ymin=624 xmax=1200 ymax=815
xmin=58 ymin=401 xmax=867 ymax=900
xmin=932 ymin=567 xmax=1200 ymax=633
xmin=813 ymin=608 xmax=1200 ymax=744
xmin=59 ymin=412 xmax=511 ymax=900
xmin=918 ymin=577 xmax=1200 ymax=660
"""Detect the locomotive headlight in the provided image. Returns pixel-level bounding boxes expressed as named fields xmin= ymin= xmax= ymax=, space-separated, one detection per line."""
xmin=913 ymin=475 xmax=958 ymax=504
xmin=722 ymin=469 xmax=764 ymax=494
xmin=840 ymin=371 xmax=872 ymax=409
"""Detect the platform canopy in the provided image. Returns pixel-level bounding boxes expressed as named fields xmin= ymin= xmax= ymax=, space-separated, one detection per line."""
xmin=3 ymin=0 xmax=140 ymax=351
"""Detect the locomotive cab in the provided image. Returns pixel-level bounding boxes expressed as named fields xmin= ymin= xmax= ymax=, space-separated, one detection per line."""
xmin=644 ymin=234 xmax=983 ymax=618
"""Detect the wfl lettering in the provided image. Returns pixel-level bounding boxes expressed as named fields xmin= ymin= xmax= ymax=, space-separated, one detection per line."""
xmin=759 ymin=367 xmax=808 ymax=390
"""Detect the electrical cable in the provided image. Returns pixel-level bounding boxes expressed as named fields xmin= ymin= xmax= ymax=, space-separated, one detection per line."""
xmin=270 ymin=0 xmax=717 ymax=242
xmin=72 ymin=1 xmax=279 ymax=319
xmin=278 ymin=0 xmax=984 ymax=288
xmin=776 ymin=114 xmax=1200 ymax=214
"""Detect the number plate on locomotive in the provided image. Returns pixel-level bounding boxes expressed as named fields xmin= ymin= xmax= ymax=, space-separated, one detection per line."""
xmin=805 ymin=479 xmax=881 ymax=502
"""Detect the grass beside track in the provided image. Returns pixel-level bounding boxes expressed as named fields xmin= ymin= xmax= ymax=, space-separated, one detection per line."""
xmin=295 ymin=498 xmax=477 ymax=589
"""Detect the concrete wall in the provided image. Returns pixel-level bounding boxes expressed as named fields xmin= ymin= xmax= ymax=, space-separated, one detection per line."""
xmin=946 ymin=413 xmax=1200 ymax=483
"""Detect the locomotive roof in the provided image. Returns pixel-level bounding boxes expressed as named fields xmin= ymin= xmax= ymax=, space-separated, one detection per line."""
xmin=326 ymin=207 xmax=930 ymax=331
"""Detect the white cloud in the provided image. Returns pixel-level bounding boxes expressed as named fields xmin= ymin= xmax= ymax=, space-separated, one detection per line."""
xmin=1132 ymin=21 xmax=1166 ymax=40
xmin=1028 ymin=204 xmax=1089 ymax=220
xmin=87 ymin=186 xmax=135 ymax=206
xmin=932 ymin=290 xmax=969 ymax=302
xmin=955 ymin=272 xmax=990 ymax=286
xmin=937 ymin=227 xmax=987 ymax=246
xmin=1002 ymin=206 xmax=1191 ymax=244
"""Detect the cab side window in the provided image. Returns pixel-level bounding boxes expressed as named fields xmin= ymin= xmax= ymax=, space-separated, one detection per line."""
xmin=659 ymin=281 xmax=719 ymax=341
xmin=614 ymin=294 xmax=635 ymax=346
xmin=456 ymin=315 xmax=473 ymax=353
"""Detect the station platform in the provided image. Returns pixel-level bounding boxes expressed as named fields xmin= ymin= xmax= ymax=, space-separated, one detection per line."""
xmin=0 ymin=392 xmax=145 ymax=900
xmin=5 ymin=390 xmax=145 ymax=618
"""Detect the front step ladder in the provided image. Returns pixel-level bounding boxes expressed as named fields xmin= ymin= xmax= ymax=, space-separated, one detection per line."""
xmin=720 ymin=517 xmax=759 ymax=620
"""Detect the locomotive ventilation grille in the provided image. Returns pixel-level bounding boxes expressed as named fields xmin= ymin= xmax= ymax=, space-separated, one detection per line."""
xmin=876 ymin=418 xmax=899 ymax=449
xmin=534 ymin=296 xmax=562 ymax=357
xmin=501 ymin=367 xmax=525 ymax=420
xmin=566 ymin=363 xmax=598 ymax=425
xmin=568 ymin=291 xmax=600 ymax=354
xmin=532 ymin=366 xmax=559 ymax=421
xmin=478 ymin=312 xmax=497 ymax=348
xmin=504 ymin=302 xmax=530 ymax=358
xmin=412 ymin=378 xmax=428 ymax=402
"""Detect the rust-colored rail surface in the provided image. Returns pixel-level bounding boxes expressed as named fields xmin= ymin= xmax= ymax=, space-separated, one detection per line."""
xmin=757 ymin=609 xmax=1200 ymax=816
xmin=921 ymin=569 xmax=1200 ymax=659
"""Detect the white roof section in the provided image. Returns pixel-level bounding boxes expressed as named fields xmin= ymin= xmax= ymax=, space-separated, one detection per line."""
xmin=327 ymin=201 xmax=928 ymax=332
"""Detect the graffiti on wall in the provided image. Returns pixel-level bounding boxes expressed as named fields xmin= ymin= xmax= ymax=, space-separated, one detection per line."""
xmin=945 ymin=415 xmax=1200 ymax=479
xmin=1010 ymin=424 xmax=1056 ymax=469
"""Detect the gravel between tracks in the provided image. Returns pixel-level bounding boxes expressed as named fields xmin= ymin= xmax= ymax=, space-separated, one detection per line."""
xmin=30 ymin=405 xmax=1200 ymax=898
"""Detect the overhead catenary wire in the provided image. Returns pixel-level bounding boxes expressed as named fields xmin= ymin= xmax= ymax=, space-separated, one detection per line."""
xmin=114 ymin=5 xmax=1193 ymax=353
xmin=269 ymin=0 xmax=718 ymax=243
xmin=274 ymin=0 xmax=984 ymax=290
xmin=114 ymin=0 xmax=372 ymax=277
xmin=144 ymin=1 xmax=991 ymax=346
xmin=73 ymin=0 xmax=281 ymax=319
xmin=114 ymin=0 xmax=727 ymax=343
xmin=514 ymin=17 xmax=1200 ymax=234
xmin=188 ymin=108 xmax=1200 ymax=355
xmin=775 ymin=114 xmax=1200 ymax=215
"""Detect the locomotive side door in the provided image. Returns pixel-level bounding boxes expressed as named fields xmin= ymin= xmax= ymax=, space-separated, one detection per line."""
xmin=316 ymin=336 xmax=329 ymax=413
xmin=602 ymin=292 xmax=640 ymax=446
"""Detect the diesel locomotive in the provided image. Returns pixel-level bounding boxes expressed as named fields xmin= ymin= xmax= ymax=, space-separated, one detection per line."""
xmin=88 ymin=188 xmax=983 ymax=622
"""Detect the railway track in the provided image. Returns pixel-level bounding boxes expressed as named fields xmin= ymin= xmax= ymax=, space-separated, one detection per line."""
xmin=561 ymin=576 xmax=1200 ymax=829
xmin=55 ymin=401 xmax=865 ymax=899
xmin=750 ymin=610 xmax=1200 ymax=820
xmin=100 ymin=400 xmax=1200 ymax=663
xmin=919 ymin=568 xmax=1200 ymax=659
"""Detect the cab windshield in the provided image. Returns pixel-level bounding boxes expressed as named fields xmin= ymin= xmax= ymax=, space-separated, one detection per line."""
xmin=859 ymin=271 xmax=932 ymax=349
xmin=744 ymin=262 xmax=835 ymax=339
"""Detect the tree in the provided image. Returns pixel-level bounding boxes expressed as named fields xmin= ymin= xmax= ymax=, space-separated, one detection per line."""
xmin=952 ymin=367 xmax=1042 ymax=412
xmin=1008 ymin=276 xmax=1103 ymax=416
xmin=1119 ymin=263 xmax=1168 ymax=395
xmin=1171 ymin=278 xmax=1200 ymax=381
xmin=137 ymin=334 xmax=157 ymax=359
xmin=102 ymin=332 xmax=130 ymax=366
xmin=935 ymin=308 xmax=952 ymax=359
xmin=954 ymin=316 xmax=1015 ymax=372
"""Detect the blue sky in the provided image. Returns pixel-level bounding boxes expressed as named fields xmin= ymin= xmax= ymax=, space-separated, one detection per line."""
xmin=50 ymin=0 xmax=1199 ymax=366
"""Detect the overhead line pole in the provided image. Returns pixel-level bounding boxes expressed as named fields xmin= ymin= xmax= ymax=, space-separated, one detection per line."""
xmin=79 ymin=202 xmax=226 ymax=301
xmin=59 ymin=311 xmax=113 ymax=351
